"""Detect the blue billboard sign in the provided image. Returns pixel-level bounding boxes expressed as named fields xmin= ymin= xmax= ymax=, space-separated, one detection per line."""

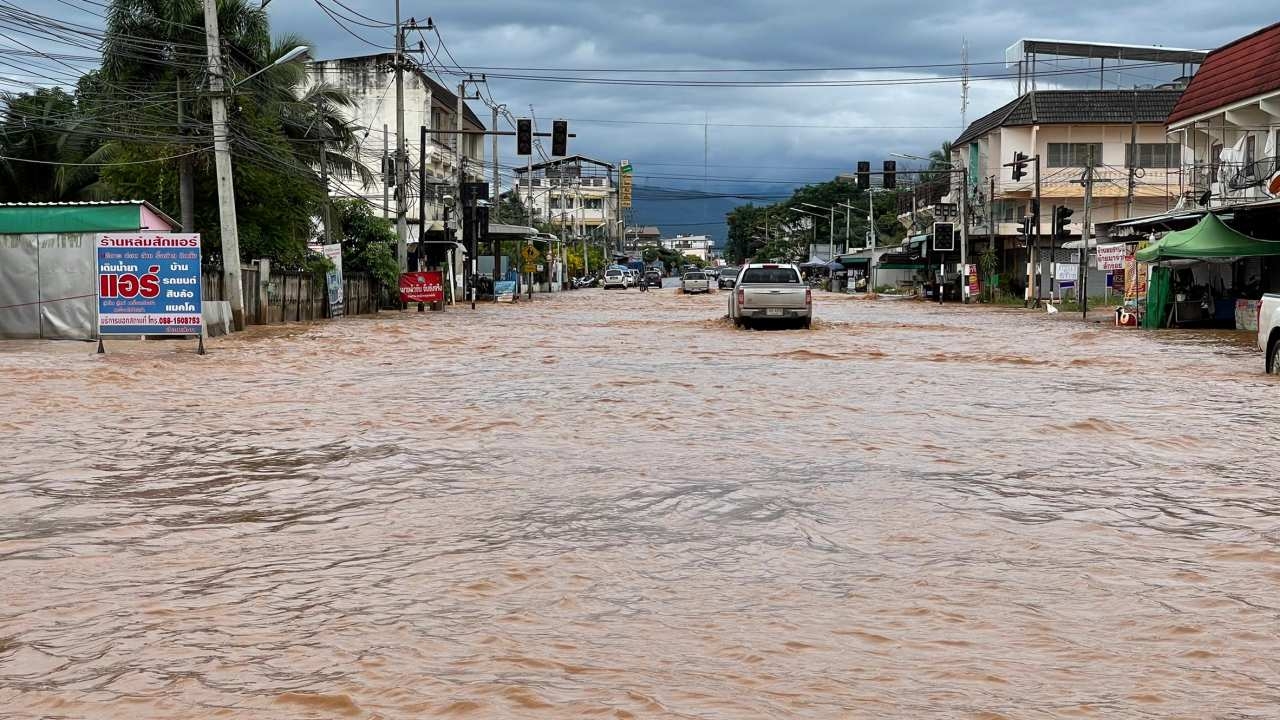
xmin=96 ymin=233 xmax=202 ymax=336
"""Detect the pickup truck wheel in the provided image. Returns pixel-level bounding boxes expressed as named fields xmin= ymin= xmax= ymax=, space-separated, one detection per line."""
xmin=801 ymin=317 xmax=812 ymax=330
xmin=1269 ymin=337 xmax=1280 ymax=375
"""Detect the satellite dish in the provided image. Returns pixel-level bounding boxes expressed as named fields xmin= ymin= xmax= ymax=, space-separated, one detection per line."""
xmin=1267 ymin=172 xmax=1280 ymax=197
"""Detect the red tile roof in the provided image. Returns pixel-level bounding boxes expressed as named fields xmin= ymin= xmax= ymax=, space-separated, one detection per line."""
xmin=1167 ymin=21 xmax=1280 ymax=126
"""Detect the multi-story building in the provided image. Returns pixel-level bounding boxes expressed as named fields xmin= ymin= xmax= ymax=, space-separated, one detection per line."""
xmin=514 ymin=156 xmax=619 ymax=245
xmin=662 ymin=235 xmax=714 ymax=262
xmin=944 ymin=41 xmax=1208 ymax=297
xmin=1166 ymin=22 xmax=1280 ymax=210
xmin=623 ymin=226 xmax=662 ymax=253
xmin=305 ymin=54 xmax=487 ymax=240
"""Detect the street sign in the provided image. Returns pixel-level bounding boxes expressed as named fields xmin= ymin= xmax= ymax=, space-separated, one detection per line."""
xmin=399 ymin=271 xmax=443 ymax=303
xmin=96 ymin=233 xmax=202 ymax=336
xmin=1096 ymin=243 xmax=1126 ymax=271
xmin=620 ymin=160 xmax=633 ymax=174
xmin=521 ymin=244 xmax=540 ymax=273
xmin=620 ymin=173 xmax=634 ymax=209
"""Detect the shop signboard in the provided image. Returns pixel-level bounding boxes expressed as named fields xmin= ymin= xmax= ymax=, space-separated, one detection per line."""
xmin=1055 ymin=263 xmax=1078 ymax=282
xmin=96 ymin=233 xmax=202 ymax=336
xmin=963 ymin=263 xmax=979 ymax=298
xmin=321 ymin=243 xmax=344 ymax=317
xmin=1096 ymin=243 xmax=1126 ymax=272
xmin=399 ymin=271 xmax=444 ymax=303
xmin=494 ymin=280 xmax=516 ymax=302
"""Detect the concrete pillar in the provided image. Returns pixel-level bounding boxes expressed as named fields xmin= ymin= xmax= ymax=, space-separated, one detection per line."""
xmin=256 ymin=258 xmax=270 ymax=325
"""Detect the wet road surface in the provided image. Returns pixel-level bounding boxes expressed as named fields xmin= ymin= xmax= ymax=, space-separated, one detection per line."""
xmin=2 ymin=287 xmax=1278 ymax=718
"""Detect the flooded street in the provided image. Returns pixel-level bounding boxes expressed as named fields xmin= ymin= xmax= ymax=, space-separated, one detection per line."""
xmin=2 ymin=288 xmax=1278 ymax=718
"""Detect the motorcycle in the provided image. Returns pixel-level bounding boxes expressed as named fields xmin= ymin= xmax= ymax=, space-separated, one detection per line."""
xmin=571 ymin=276 xmax=599 ymax=289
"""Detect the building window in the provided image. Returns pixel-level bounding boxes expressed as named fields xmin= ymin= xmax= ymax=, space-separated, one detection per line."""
xmin=1047 ymin=143 xmax=1103 ymax=168
xmin=550 ymin=198 xmax=575 ymax=210
xmin=1125 ymin=143 xmax=1179 ymax=169
xmin=583 ymin=198 xmax=603 ymax=210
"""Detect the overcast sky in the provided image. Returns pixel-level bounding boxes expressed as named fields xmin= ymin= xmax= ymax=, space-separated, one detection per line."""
xmin=18 ymin=0 xmax=1280 ymax=238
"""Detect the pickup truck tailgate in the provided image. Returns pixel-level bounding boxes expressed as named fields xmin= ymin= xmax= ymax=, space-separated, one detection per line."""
xmin=742 ymin=285 xmax=807 ymax=308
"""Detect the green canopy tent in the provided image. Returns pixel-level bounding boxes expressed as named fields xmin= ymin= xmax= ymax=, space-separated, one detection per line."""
xmin=1136 ymin=214 xmax=1280 ymax=328
xmin=1136 ymin=213 xmax=1280 ymax=263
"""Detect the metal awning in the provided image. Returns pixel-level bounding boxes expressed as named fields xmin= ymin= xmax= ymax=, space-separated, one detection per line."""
xmin=488 ymin=223 xmax=539 ymax=236
xmin=1005 ymin=39 xmax=1207 ymax=66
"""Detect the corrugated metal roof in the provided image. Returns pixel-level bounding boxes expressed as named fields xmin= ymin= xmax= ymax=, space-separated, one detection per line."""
xmin=1167 ymin=22 xmax=1280 ymax=126
xmin=955 ymin=90 xmax=1183 ymax=146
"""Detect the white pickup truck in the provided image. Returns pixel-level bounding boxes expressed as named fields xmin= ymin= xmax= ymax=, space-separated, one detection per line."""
xmin=1258 ymin=294 xmax=1280 ymax=373
xmin=728 ymin=263 xmax=812 ymax=329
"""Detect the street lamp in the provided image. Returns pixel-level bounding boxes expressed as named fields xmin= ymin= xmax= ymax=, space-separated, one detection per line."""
xmin=791 ymin=207 xmax=824 ymax=260
xmin=234 ymin=46 xmax=310 ymax=87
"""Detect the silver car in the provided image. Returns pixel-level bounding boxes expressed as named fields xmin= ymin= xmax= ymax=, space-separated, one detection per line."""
xmin=681 ymin=271 xmax=711 ymax=294
xmin=728 ymin=263 xmax=812 ymax=329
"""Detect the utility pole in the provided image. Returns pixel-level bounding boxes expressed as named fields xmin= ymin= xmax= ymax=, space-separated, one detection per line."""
xmin=868 ymin=188 xmax=878 ymax=291
xmin=959 ymin=169 xmax=969 ymax=302
xmin=492 ymin=104 xmax=501 ymax=287
xmin=418 ymin=124 xmax=427 ymax=281
xmin=316 ymin=98 xmax=333 ymax=245
xmin=1126 ymin=88 xmax=1138 ymax=218
xmin=201 ymin=0 xmax=246 ymax=331
xmin=382 ymin=123 xmax=389 ymax=221
xmin=1034 ymin=154 xmax=1042 ymax=306
xmin=394 ymin=0 xmax=408 ymax=272
xmin=176 ymin=76 xmax=194 ymax=233
xmin=988 ymin=174 xmax=995 ymax=302
xmin=1081 ymin=147 xmax=1095 ymax=320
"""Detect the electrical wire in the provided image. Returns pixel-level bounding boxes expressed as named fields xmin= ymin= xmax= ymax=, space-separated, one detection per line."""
xmin=0 ymin=145 xmax=208 ymax=165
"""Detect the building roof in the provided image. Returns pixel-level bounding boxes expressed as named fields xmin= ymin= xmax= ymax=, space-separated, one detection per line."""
xmin=1166 ymin=21 xmax=1280 ymax=126
xmin=954 ymin=90 xmax=1183 ymax=145
xmin=0 ymin=200 xmax=177 ymax=234
xmin=626 ymin=226 xmax=661 ymax=235
xmin=1005 ymin=39 xmax=1207 ymax=66
xmin=519 ymin=155 xmax=615 ymax=173
xmin=308 ymin=54 xmax=485 ymax=129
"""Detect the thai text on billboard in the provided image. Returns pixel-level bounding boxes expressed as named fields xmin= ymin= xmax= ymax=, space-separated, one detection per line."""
xmin=97 ymin=233 xmax=202 ymax=335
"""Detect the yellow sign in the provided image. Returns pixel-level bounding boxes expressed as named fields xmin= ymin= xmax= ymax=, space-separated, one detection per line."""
xmin=521 ymin=244 xmax=540 ymax=273
xmin=620 ymin=174 xmax=634 ymax=209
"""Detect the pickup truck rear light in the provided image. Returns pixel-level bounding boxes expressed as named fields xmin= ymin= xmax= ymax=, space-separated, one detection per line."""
xmin=805 ymin=288 xmax=812 ymax=305
xmin=1258 ymin=301 xmax=1264 ymax=330
xmin=737 ymin=288 xmax=745 ymax=306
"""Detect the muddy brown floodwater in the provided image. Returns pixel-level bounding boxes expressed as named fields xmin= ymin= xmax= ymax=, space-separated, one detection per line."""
xmin=1 ymin=288 xmax=1279 ymax=719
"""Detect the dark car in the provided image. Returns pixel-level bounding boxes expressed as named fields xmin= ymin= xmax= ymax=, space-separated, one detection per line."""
xmin=718 ymin=267 xmax=740 ymax=289
xmin=644 ymin=269 xmax=664 ymax=288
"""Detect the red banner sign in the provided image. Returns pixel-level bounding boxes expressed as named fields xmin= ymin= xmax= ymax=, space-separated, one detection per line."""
xmin=399 ymin=271 xmax=444 ymax=303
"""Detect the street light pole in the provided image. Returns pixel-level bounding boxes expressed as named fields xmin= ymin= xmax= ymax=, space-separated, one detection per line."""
xmin=201 ymin=0 xmax=245 ymax=330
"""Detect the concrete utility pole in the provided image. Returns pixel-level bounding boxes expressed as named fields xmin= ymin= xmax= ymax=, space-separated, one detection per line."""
xmin=317 ymin=104 xmax=330 ymax=244
xmin=201 ymin=0 xmax=246 ymax=331
xmin=456 ymin=79 xmax=465 ymax=296
xmin=394 ymin=0 xmax=408 ymax=272
xmin=382 ymin=123 xmax=389 ymax=220
xmin=492 ymin=104 xmax=501 ymax=287
xmin=1081 ymin=147 xmax=1095 ymax=320
xmin=868 ymin=189 xmax=878 ymax=291
xmin=959 ymin=171 xmax=969 ymax=300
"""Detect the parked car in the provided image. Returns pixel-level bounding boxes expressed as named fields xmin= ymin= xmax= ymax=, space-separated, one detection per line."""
xmin=625 ymin=269 xmax=640 ymax=287
xmin=1258 ymin=293 xmax=1280 ymax=372
xmin=603 ymin=268 xmax=628 ymax=289
xmin=718 ymin=267 xmax=741 ymax=289
xmin=728 ymin=263 xmax=812 ymax=329
xmin=705 ymin=267 xmax=720 ymax=280
xmin=644 ymin=269 xmax=664 ymax=288
xmin=681 ymin=271 xmax=711 ymax=294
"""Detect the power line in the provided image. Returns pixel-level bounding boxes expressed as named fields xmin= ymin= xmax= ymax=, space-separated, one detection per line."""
xmin=0 ymin=146 xmax=208 ymax=165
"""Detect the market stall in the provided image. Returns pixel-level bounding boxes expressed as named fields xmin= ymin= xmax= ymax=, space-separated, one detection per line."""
xmin=1135 ymin=214 xmax=1280 ymax=328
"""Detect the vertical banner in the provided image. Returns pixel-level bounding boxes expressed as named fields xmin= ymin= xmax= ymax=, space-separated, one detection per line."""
xmin=321 ymin=243 xmax=344 ymax=317
xmin=96 ymin=233 xmax=202 ymax=335
xmin=963 ymin=263 xmax=979 ymax=299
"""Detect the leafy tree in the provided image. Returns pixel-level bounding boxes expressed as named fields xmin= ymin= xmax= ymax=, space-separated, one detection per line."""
xmin=333 ymin=199 xmax=397 ymax=292
xmin=0 ymin=88 xmax=102 ymax=201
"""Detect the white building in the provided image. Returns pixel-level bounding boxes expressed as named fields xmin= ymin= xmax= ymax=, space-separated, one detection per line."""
xmin=662 ymin=235 xmax=713 ymax=261
xmin=305 ymin=53 xmax=488 ymax=239
xmin=514 ymin=156 xmax=619 ymax=246
xmin=1165 ymin=22 xmax=1280 ymax=209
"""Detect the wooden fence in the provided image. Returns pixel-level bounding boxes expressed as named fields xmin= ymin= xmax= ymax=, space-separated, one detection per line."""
xmin=202 ymin=267 xmax=380 ymax=325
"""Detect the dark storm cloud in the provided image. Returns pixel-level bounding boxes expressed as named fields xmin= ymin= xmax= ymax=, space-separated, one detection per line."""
xmin=19 ymin=0 xmax=1280 ymax=233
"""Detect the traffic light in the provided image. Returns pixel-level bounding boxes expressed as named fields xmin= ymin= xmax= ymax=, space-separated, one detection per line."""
xmin=1055 ymin=205 xmax=1074 ymax=240
xmin=882 ymin=160 xmax=896 ymax=189
xmin=552 ymin=120 xmax=568 ymax=157
xmin=1016 ymin=215 xmax=1032 ymax=238
xmin=856 ymin=161 xmax=870 ymax=190
xmin=932 ymin=221 xmax=955 ymax=251
xmin=1010 ymin=151 xmax=1029 ymax=182
xmin=516 ymin=118 xmax=532 ymax=156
